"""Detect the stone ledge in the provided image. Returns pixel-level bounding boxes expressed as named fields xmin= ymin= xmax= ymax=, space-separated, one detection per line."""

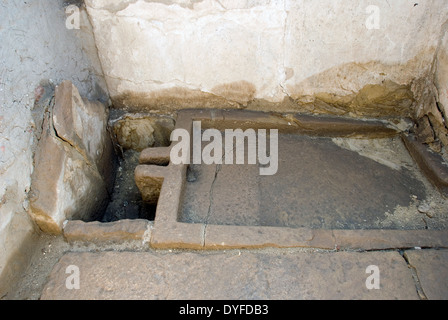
xmin=334 ymin=229 xmax=448 ymax=250
xmin=293 ymin=113 xmax=398 ymax=138
xmin=404 ymin=249 xmax=448 ymax=300
xmin=150 ymin=221 xmax=204 ymax=250
xmin=133 ymin=110 xmax=448 ymax=250
xmin=202 ymin=227 xmax=448 ymax=251
xmin=134 ymin=165 xmax=167 ymax=204
xmin=402 ymin=133 xmax=448 ymax=196
xmin=28 ymin=81 xmax=113 ymax=234
xmin=63 ymin=219 xmax=151 ymax=244
xmin=139 ymin=147 xmax=171 ymax=165
xmin=204 ymin=225 xmax=316 ymax=249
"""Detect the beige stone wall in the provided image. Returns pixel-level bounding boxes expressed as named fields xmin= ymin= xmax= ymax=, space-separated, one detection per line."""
xmin=436 ymin=28 xmax=448 ymax=125
xmin=0 ymin=1 xmax=107 ymax=295
xmin=85 ymin=0 xmax=448 ymax=117
xmin=433 ymin=24 xmax=448 ymax=157
xmin=411 ymin=20 xmax=448 ymax=158
xmin=28 ymin=81 xmax=113 ymax=235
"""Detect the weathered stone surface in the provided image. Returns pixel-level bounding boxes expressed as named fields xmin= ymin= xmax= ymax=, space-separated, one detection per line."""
xmin=113 ymin=118 xmax=155 ymax=151
xmin=416 ymin=115 xmax=435 ymax=144
xmin=139 ymin=147 xmax=171 ymax=165
xmin=334 ymin=230 xmax=448 ymax=251
xmin=200 ymin=109 xmax=296 ymax=133
xmin=402 ymin=134 xmax=448 ymax=196
xmin=85 ymin=0 xmax=286 ymax=106
xmin=0 ymin=208 xmax=38 ymax=297
xmin=41 ymin=250 xmax=418 ymax=300
xmin=112 ymin=115 xmax=175 ymax=151
xmin=293 ymin=113 xmax=398 ymax=138
xmin=0 ymin=0 xmax=108 ymax=297
xmin=204 ymin=225 xmax=315 ymax=249
xmin=182 ymin=163 xmax=261 ymax=226
xmin=134 ymin=165 xmax=166 ymax=204
xmin=53 ymin=81 xmax=104 ymax=165
xmin=53 ymin=80 xmax=115 ymax=190
xmin=29 ymin=114 xmax=108 ymax=233
xmin=434 ymin=28 xmax=448 ymax=150
xmin=136 ymin=110 xmax=448 ymax=250
xmin=413 ymin=26 xmax=448 ymax=156
xmin=29 ymin=81 xmax=113 ymax=234
xmin=404 ymin=249 xmax=448 ymax=300
xmin=63 ymin=219 xmax=151 ymax=244
xmin=295 ymin=81 xmax=415 ymax=118
xmin=28 ymin=115 xmax=65 ymax=233
xmin=150 ymin=221 xmax=204 ymax=249
xmin=427 ymin=102 xmax=448 ymax=147
xmin=181 ymin=133 xmax=426 ymax=229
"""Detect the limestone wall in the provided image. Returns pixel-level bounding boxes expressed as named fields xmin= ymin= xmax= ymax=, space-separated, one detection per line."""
xmin=433 ymin=23 xmax=448 ymax=158
xmin=85 ymin=0 xmax=448 ymax=117
xmin=0 ymin=0 xmax=107 ymax=295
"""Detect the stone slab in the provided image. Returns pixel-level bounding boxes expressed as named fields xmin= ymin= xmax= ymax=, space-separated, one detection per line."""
xmin=404 ymin=249 xmax=448 ymax=300
xmin=41 ymin=250 xmax=418 ymax=300
xmin=139 ymin=147 xmax=171 ymax=165
xmin=63 ymin=220 xmax=151 ymax=244
xmin=84 ymin=0 xmax=448 ymax=115
xmin=334 ymin=230 xmax=448 ymax=251
xmin=150 ymin=221 xmax=204 ymax=249
xmin=134 ymin=165 xmax=167 ymax=204
xmin=181 ymin=163 xmax=261 ymax=226
xmin=180 ymin=134 xmax=427 ymax=230
xmin=133 ymin=110 xmax=448 ymax=250
xmin=28 ymin=81 xmax=112 ymax=234
xmin=293 ymin=113 xmax=398 ymax=138
xmin=204 ymin=225 xmax=315 ymax=249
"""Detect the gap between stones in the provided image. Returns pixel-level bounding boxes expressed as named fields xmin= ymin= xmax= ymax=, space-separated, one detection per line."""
xmin=400 ymin=249 xmax=429 ymax=300
xmin=201 ymin=145 xmax=235 ymax=247
xmin=201 ymin=163 xmax=222 ymax=247
xmin=358 ymin=247 xmax=433 ymax=300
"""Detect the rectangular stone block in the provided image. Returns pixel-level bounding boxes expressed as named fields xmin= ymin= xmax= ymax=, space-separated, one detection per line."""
xmin=29 ymin=81 xmax=113 ymax=234
xmin=41 ymin=250 xmax=419 ymax=300
xmin=63 ymin=219 xmax=151 ymax=244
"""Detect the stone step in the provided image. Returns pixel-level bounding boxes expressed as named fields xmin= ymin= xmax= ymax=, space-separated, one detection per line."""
xmin=41 ymin=250 xmax=420 ymax=300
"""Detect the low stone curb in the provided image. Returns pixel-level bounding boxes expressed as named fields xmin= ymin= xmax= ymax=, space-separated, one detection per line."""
xmin=63 ymin=219 xmax=152 ymax=244
xmin=402 ymin=133 xmax=448 ymax=197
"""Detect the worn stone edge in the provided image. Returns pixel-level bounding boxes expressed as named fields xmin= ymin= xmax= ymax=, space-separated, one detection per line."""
xmin=63 ymin=219 xmax=152 ymax=244
xmin=135 ymin=110 xmax=447 ymax=250
xmin=402 ymin=133 xmax=448 ymax=197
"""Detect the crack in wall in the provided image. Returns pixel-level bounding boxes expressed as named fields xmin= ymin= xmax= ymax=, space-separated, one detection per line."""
xmin=200 ymin=144 xmax=236 ymax=246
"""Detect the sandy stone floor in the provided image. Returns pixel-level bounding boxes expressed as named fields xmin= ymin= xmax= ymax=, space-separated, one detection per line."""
xmin=5 ymin=133 xmax=448 ymax=301
xmin=5 ymin=234 xmax=448 ymax=300
xmin=181 ymin=135 xmax=448 ymax=230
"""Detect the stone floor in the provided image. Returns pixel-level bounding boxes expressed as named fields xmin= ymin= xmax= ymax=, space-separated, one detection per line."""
xmin=34 ymin=246 xmax=448 ymax=300
xmin=4 ymin=233 xmax=447 ymax=301
xmin=181 ymin=135 xmax=448 ymax=230
xmin=5 ymin=127 xmax=448 ymax=302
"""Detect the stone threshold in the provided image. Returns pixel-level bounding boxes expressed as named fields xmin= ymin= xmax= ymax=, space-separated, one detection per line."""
xmin=64 ymin=109 xmax=448 ymax=250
